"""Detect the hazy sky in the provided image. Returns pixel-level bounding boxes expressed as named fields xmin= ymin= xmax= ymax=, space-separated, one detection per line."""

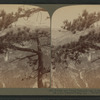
xmin=52 ymin=5 xmax=100 ymax=29
xmin=0 ymin=4 xmax=50 ymax=27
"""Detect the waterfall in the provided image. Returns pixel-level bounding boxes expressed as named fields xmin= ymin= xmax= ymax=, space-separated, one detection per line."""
xmin=88 ymin=52 xmax=92 ymax=62
xmin=4 ymin=50 xmax=9 ymax=62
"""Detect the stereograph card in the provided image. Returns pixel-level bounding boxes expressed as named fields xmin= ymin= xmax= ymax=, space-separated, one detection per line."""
xmin=0 ymin=4 xmax=99 ymax=96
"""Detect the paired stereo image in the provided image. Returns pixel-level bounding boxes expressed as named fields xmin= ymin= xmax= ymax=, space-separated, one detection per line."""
xmin=0 ymin=5 xmax=100 ymax=88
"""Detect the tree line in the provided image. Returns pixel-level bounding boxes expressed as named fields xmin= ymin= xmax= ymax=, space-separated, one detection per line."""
xmin=61 ymin=10 xmax=100 ymax=33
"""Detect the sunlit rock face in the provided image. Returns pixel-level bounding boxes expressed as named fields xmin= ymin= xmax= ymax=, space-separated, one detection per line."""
xmin=51 ymin=28 xmax=100 ymax=88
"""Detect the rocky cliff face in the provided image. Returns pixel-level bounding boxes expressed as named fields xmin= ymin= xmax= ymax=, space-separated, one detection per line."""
xmin=51 ymin=50 xmax=100 ymax=88
xmin=51 ymin=27 xmax=100 ymax=88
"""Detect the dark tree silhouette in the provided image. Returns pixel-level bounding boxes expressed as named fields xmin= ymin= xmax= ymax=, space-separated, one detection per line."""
xmin=52 ymin=29 xmax=100 ymax=67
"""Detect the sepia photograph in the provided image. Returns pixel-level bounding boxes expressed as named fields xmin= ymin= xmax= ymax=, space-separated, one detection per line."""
xmin=51 ymin=5 xmax=100 ymax=88
xmin=0 ymin=4 xmax=50 ymax=88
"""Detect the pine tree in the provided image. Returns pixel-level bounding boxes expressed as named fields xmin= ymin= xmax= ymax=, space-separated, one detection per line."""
xmin=0 ymin=7 xmax=50 ymax=88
